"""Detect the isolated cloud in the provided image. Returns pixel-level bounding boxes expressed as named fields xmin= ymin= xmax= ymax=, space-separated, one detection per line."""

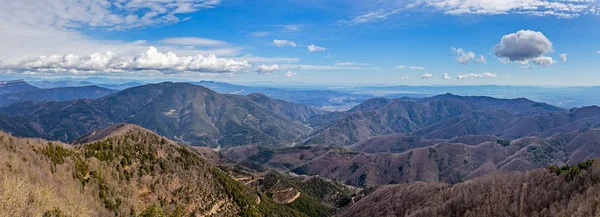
xmin=0 ymin=46 xmax=252 ymax=74
xmin=442 ymin=73 xmax=451 ymax=80
xmin=493 ymin=30 xmax=553 ymax=62
xmin=457 ymin=72 xmax=498 ymax=79
xmin=452 ymin=47 xmax=476 ymax=65
xmin=421 ymin=73 xmax=433 ymax=79
xmin=399 ymin=76 xmax=410 ymax=80
xmin=273 ymin=39 xmax=297 ymax=47
xmin=476 ymin=55 xmax=487 ymax=64
xmin=307 ymin=45 xmax=327 ymax=52
xmin=530 ymin=56 xmax=555 ymax=67
xmin=285 ymin=71 xmax=297 ymax=78
xmin=256 ymin=64 xmax=280 ymax=74
xmin=560 ymin=53 xmax=567 ymax=62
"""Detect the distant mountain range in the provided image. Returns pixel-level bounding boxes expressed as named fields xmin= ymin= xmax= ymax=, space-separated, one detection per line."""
xmin=0 ymin=82 xmax=322 ymax=147
xmin=304 ymin=94 xmax=600 ymax=146
xmin=0 ymin=85 xmax=117 ymax=107
xmin=0 ymin=79 xmax=39 ymax=94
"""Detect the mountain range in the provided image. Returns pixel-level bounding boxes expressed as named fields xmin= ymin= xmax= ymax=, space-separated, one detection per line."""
xmin=0 ymin=82 xmax=321 ymax=147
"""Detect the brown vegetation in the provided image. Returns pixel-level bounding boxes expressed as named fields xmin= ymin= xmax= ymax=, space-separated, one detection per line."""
xmin=340 ymin=159 xmax=600 ymax=217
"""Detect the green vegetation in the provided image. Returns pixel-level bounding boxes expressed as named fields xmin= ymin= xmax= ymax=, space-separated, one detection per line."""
xmin=496 ymin=139 xmax=511 ymax=147
xmin=549 ymin=159 xmax=595 ymax=180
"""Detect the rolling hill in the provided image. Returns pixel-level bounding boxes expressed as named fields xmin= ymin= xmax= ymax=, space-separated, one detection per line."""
xmin=225 ymin=128 xmax=600 ymax=187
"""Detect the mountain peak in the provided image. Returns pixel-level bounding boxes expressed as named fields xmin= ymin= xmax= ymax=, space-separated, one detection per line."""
xmin=71 ymin=123 xmax=159 ymax=145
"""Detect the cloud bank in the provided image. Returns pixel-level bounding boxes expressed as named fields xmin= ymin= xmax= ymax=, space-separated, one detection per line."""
xmin=0 ymin=46 xmax=252 ymax=74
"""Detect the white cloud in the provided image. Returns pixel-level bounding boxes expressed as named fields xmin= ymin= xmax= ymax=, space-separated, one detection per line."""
xmin=0 ymin=46 xmax=252 ymax=75
xmin=476 ymin=55 xmax=487 ymax=64
xmin=441 ymin=73 xmax=451 ymax=80
xmin=334 ymin=62 xmax=371 ymax=66
xmin=256 ymin=64 xmax=280 ymax=74
xmin=339 ymin=9 xmax=401 ymax=25
xmin=307 ymin=44 xmax=327 ymax=52
xmin=421 ymin=73 xmax=433 ymax=79
xmin=560 ymin=53 xmax=567 ymax=62
xmin=531 ymin=56 xmax=555 ymax=67
xmin=285 ymin=71 xmax=297 ymax=78
xmin=457 ymin=72 xmax=498 ymax=79
xmin=159 ymin=37 xmax=229 ymax=47
xmin=452 ymin=47 xmax=486 ymax=65
xmin=273 ymin=39 xmax=297 ymax=47
xmin=397 ymin=65 xmax=425 ymax=70
xmin=493 ymin=30 xmax=553 ymax=62
xmin=421 ymin=0 xmax=599 ymax=18
xmin=1 ymin=0 xmax=221 ymax=31
xmin=399 ymin=76 xmax=410 ymax=80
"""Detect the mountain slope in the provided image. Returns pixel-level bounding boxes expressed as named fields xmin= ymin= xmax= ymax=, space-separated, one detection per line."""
xmin=228 ymin=129 xmax=600 ymax=187
xmin=305 ymin=95 xmax=573 ymax=146
xmin=0 ymin=85 xmax=117 ymax=107
xmin=0 ymin=82 xmax=314 ymax=147
xmin=0 ymin=124 xmax=347 ymax=216
xmin=340 ymin=159 xmax=599 ymax=217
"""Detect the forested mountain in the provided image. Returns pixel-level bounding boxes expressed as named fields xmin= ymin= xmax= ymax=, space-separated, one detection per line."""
xmin=0 ymin=82 xmax=324 ymax=147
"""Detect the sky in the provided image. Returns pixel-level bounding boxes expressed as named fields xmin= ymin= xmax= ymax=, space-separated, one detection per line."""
xmin=1 ymin=0 xmax=600 ymax=86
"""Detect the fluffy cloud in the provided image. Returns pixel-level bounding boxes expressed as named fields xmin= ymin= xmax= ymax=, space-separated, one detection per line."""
xmin=530 ymin=56 xmax=555 ymax=67
xmin=442 ymin=73 xmax=451 ymax=80
xmin=560 ymin=53 xmax=568 ymax=62
xmin=493 ymin=30 xmax=553 ymax=62
xmin=285 ymin=71 xmax=297 ymax=78
xmin=452 ymin=48 xmax=476 ymax=65
xmin=451 ymin=47 xmax=488 ymax=65
xmin=457 ymin=72 xmax=498 ymax=79
xmin=273 ymin=39 xmax=297 ymax=47
xmin=422 ymin=0 xmax=599 ymax=18
xmin=307 ymin=45 xmax=327 ymax=52
xmin=159 ymin=37 xmax=229 ymax=47
xmin=421 ymin=73 xmax=433 ymax=79
xmin=0 ymin=46 xmax=252 ymax=74
xmin=256 ymin=64 xmax=280 ymax=74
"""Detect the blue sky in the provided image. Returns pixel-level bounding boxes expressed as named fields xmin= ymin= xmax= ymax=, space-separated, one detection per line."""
xmin=1 ymin=0 xmax=600 ymax=86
